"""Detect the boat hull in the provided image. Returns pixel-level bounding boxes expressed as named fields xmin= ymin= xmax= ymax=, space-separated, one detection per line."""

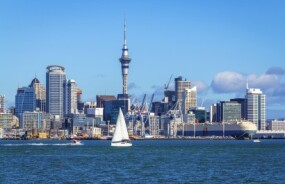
xmin=111 ymin=142 xmax=132 ymax=147
xmin=178 ymin=121 xmax=257 ymax=138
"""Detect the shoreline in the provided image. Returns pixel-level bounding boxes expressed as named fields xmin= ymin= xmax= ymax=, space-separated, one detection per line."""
xmin=1 ymin=136 xmax=284 ymax=141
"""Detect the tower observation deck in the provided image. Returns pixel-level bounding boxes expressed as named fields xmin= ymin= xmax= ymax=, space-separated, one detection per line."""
xmin=119 ymin=20 xmax=131 ymax=95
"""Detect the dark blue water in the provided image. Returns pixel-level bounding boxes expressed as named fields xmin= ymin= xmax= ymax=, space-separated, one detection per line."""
xmin=0 ymin=140 xmax=284 ymax=183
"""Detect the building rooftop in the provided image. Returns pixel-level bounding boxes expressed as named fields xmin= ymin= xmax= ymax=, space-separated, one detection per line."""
xmin=29 ymin=77 xmax=40 ymax=87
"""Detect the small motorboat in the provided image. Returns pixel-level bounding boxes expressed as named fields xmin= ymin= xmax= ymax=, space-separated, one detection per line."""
xmin=253 ymin=139 xmax=261 ymax=143
xmin=71 ymin=139 xmax=82 ymax=145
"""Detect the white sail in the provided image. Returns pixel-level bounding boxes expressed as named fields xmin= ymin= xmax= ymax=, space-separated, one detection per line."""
xmin=111 ymin=108 xmax=132 ymax=147
xmin=120 ymin=110 xmax=130 ymax=141
xmin=112 ymin=110 xmax=123 ymax=142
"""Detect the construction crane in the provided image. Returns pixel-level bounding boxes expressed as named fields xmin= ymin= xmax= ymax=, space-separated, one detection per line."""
xmin=138 ymin=94 xmax=146 ymax=137
xmin=140 ymin=94 xmax=147 ymax=113
xmin=164 ymin=74 xmax=173 ymax=91
xmin=148 ymin=93 xmax=155 ymax=113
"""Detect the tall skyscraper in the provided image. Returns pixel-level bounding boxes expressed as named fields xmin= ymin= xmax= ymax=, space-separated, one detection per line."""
xmin=64 ymin=79 xmax=78 ymax=115
xmin=0 ymin=95 xmax=5 ymax=113
xmin=182 ymin=86 xmax=197 ymax=114
xmin=246 ymin=88 xmax=266 ymax=130
xmin=46 ymin=65 xmax=66 ymax=119
xmin=15 ymin=87 xmax=36 ymax=118
xmin=175 ymin=76 xmax=191 ymax=105
xmin=29 ymin=77 xmax=46 ymax=112
xmin=119 ymin=21 xmax=131 ymax=95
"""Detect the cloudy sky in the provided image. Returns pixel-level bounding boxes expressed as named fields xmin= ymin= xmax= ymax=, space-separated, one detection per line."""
xmin=0 ymin=0 xmax=284 ymax=118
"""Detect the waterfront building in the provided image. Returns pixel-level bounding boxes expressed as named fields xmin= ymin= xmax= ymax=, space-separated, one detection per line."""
xmin=160 ymin=112 xmax=183 ymax=137
xmin=220 ymin=101 xmax=241 ymax=122
xmin=0 ymin=113 xmax=19 ymax=129
xmin=0 ymin=95 xmax=5 ymax=113
xmin=15 ymin=87 xmax=36 ymax=118
xmin=182 ymin=86 xmax=197 ymax=114
xmin=71 ymin=114 xmax=101 ymax=137
xmin=64 ymin=79 xmax=78 ymax=115
xmin=20 ymin=111 xmax=52 ymax=135
xmin=189 ymin=107 xmax=207 ymax=123
xmin=29 ymin=77 xmax=46 ymax=112
xmin=246 ymin=88 xmax=266 ymax=130
xmin=183 ymin=112 xmax=196 ymax=124
xmin=230 ymin=98 xmax=247 ymax=120
xmin=148 ymin=114 xmax=160 ymax=137
xmin=119 ymin=21 xmax=131 ymax=95
xmin=46 ymin=65 xmax=66 ymax=119
xmin=268 ymin=120 xmax=285 ymax=131
xmin=104 ymin=98 xmax=129 ymax=124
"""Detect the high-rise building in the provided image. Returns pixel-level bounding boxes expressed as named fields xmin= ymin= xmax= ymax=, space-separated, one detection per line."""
xmin=96 ymin=95 xmax=116 ymax=108
xmin=175 ymin=76 xmax=191 ymax=105
xmin=29 ymin=77 xmax=46 ymax=112
xmin=64 ymin=79 xmax=78 ymax=115
xmin=77 ymin=88 xmax=82 ymax=104
xmin=0 ymin=95 xmax=5 ymax=113
xmin=246 ymin=88 xmax=266 ymax=130
xmin=230 ymin=98 xmax=247 ymax=120
xmin=210 ymin=103 xmax=218 ymax=122
xmin=77 ymin=88 xmax=84 ymax=113
xmin=119 ymin=21 xmax=131 ymax=95
xmin=182 ymin=86 xmax=197 ymax=114
xmin=15 ymin=87 xmax=36 ymax=118
xmin=46 ymin=65 xmax=66 ymax=119
xmin=220 ymin=101 xmax=241 ymax=122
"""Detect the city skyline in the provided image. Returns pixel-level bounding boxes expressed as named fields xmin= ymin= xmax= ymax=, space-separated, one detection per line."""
xmin=0 ymin=1 xmax=285 ymax=119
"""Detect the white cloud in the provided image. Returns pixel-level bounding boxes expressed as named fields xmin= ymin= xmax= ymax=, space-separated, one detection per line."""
xmin=211 ymin=71 xmax=245 ymax=93
xmin=209 ymin=69 xmax=285 ymax=109
xmin=247 ymin=74 xmax=279 ymax=89
xmin=192 ymin=80 xmax=209 ymax=93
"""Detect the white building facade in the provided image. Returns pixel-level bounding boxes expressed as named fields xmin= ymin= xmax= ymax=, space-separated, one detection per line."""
xmin=246 ymin=88 xmax=266 ymax=130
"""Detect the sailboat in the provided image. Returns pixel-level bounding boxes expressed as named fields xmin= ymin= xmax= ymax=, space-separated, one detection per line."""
xmin=111 ymin=108 xmax=132 ymax=147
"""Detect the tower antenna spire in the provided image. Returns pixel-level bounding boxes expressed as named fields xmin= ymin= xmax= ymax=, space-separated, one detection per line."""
xmin=124 ymin=19 xmax=127 ymax=49
xmin=119 ymin=19 xmax=131 ymax=95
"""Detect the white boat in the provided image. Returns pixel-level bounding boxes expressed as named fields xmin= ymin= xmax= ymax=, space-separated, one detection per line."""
xmin=144 ymin=134 xmax=154 ymax=139
xmin=111 ymin=108 xmax=132 ymax=147
xmin=71 ymin=139 xmax=82 ymax=145
xmin=253 ymin=139 xmax=261 ymax=143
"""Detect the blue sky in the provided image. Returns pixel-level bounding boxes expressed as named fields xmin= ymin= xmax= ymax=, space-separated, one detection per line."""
xmin=0 ymin=0 xmax=285 ymax=118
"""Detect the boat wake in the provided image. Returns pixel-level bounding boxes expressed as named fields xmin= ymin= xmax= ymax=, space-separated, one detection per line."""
xmin=1 ymin=143 xmax=84 ymax=146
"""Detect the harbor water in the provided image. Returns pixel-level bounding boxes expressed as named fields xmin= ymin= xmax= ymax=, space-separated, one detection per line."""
xmin=0 ymin=139 xmax=284 ymax=183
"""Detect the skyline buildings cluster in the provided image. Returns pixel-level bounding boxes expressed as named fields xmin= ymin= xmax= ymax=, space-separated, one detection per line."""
xmin=0 ymin=19 xmax=278 ymax=129
xmin=1 ymin=1 xmax=285 ymax=120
